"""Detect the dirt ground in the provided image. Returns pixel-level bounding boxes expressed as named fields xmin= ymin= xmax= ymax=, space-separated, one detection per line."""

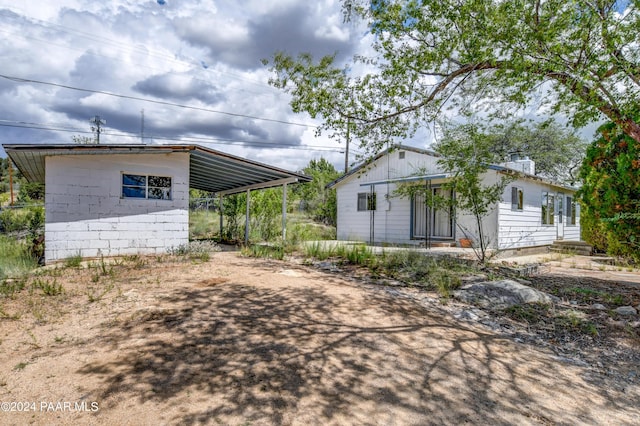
xmin=1 ymin=251 xmax=639 ymax=425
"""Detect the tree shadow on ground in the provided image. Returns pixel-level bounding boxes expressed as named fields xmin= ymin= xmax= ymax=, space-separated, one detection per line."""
xmin=77 ymin=261 xmax=640 ymax=425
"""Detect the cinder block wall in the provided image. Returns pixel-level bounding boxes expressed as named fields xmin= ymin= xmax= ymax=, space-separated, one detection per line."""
xmin=44 ymin=152 xmax=189 ymax=262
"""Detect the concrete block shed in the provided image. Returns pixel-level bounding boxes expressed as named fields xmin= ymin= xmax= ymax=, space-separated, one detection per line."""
xmin=3 ymin=144 xmax=310 ymax=263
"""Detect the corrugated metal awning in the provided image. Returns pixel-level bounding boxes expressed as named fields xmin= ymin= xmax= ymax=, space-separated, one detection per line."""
xmin=2 ymin=144 xmax=311 ymax=194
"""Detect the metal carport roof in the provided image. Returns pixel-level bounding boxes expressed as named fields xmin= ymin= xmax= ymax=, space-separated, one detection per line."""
xmin=2 ymin=143 xmax=311 ymax=194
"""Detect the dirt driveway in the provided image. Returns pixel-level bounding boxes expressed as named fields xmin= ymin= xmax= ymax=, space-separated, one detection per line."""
xmin=1 ymin=251 xmax=638 ymax=425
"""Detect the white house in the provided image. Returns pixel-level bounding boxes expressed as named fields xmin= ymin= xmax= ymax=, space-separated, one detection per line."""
xmin=3 ymin=144 xmax=310 ymax=263
xmin=328 ymin=145 xmax=580 ymax=251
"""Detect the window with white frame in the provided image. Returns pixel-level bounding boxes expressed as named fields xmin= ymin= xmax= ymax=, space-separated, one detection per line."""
xmin=511 ymin=186 xmax=524 ymax=211
xmin=122 ymin=174 xmax=172 ymax=200
xmin=357 ymin=192 xmax=376 ymax=211
xmin=541 ymin=191 xmax=555 ymax=225
xmin=566 ymin=196 xmax=577 ymax=225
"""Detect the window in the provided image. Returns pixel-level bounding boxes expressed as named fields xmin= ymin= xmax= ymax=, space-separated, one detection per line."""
xmin=122 ymin=174 xmax=172 ymax=200
xmin=357 ymin=192 xmax=376 ymax=211
xmin=511 ymin=186 xmax=524 ymax=211
xmin=399 ymin=151 xmax=405 ymax=159
xmin=566 ymin=196 xmax=577 ymax=225
xmin=541 ymin=191 xmax=555 ymax=225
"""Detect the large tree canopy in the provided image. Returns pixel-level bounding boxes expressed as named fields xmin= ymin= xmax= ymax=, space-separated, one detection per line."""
xmin=266 ymin=0 xmax=640 ymax=154
xmin=462 ymin=120 xmax=588 ymax=185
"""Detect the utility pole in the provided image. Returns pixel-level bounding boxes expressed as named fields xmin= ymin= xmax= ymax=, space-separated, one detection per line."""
xmin=90 ymin=115 xmax=106 ymax=144
xmin=8 ymin=160 xmax=14 ymax=206
xmin=140 ymin=109 xmax=145 ymax=143
xmin=344 ymin=118 xmax=350 ymax=174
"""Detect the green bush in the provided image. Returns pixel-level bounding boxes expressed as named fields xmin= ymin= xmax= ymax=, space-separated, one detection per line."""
xmin=0 ymin=235 xmax=38 ymax=279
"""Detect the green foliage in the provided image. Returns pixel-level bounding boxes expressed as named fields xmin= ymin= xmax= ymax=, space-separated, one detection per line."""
xmin=0 ymin=235 xmax=38 ymax=279
xmin=0 ymin=276 xmax=27 ymax=296
xmin=31 ymin=277 xmax=64 ymax=296
xmin=17 ymin=182 xmax=44 ymax=203
xmin=63 ymin=253 xmax=83 ymax=268
xmin=395 ymin=122 xmax=511 ymax=263
xmin=0 ymin=206 xmax=44 ymax=235
xmin=220 ymin=188 xmax=289 ymax=243
xmin=578 ymin=121 xmax=640 ymax=262
xmin=241 ymin=243 xmax=285 ymax=260
xmin=296 ymin=158 xmax=340 ymax=226
xmin=189 ymin=210 xmax=219 ymax=240
xmin=480 ymin=120 xmax=587 ymax=185
xmin=267 ymin=0 xmax=640 ymax=153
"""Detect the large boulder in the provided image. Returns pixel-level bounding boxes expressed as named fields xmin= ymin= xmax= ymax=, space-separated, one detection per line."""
xmin=454 ymin=279 xmax=559 ymax=309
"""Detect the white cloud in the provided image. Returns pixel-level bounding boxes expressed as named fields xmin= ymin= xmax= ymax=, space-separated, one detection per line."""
xmin=0 ymin=0 xmax=361 ymax=172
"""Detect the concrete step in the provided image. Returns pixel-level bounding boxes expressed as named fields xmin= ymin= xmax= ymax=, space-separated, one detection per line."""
xmin=550 ymin=240 xmax=593 ymax=256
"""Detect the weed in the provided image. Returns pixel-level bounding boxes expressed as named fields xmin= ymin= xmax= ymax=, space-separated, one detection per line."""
xmin=342 ymin=244 xmax=375 ymax=266
xmin=558 ymin=309 xmax=584 ymax=328
xmin=0 ymin=305 xmax=20 ymax=320
xmin=32 ymin=278 xmax=64 ymax=296
xmin=432 ymin=269 xmax=461 ymax=299
xmin=583 ymin=322 xmax=599 ymax=336
xmin=0 ymin=277 xmax=27 ymax=296
xmin=603 ymin=293 xmax=625 ymax=306
xmin=504 ymin=303 xmax=550 ymax=323
xmin=123 ymin=255 xmax=148 ymax=269
xmin=242 ymin=244 xmax=284 ymax=260
xmin=0 ymin=235 xmax=39 ymax=279
xmin=304 ymin=241 xmax=335 ymax=260
xmin=13 ymin=362 xmax=29 ymax=371
xmin=64 ymin=253 xmax=83 ymax=268
xmin=87 ymin=282 xmax=114 ymax=303
xmin=168 ymin=241 xmax=219 ymax=262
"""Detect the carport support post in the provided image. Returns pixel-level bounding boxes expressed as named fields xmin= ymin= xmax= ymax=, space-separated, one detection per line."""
xmin=244 ymin=189 xmax=250 ymax=245
xmin=218 ymin=194 xmax=224 ymax=240
xmin=282 ymin=183 xmax=287 ymax=243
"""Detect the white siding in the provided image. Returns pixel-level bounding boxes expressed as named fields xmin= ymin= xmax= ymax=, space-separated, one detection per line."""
xmin=44 ymin=153 xmax=189 ymax=262
xmin=335 ymin=149 xmax=581 ymax=249
xmin=335 ymin=149 xmax=444 ymax=244
xmin=497 ymin=179 xmax=580 ymax=249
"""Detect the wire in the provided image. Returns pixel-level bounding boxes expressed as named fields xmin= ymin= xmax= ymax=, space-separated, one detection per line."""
xmin=0 ymin=121 xmax=355 ymax=153
xmin=0 ymin=74 xmax=317 ymax=128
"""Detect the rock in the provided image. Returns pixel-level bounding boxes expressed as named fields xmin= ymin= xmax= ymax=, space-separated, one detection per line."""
xmin=453 ymin=279 xmax=559 ymax=309
xmin=453 ymin=308 xmax=486 ymax=322
xmin=592 ymin=303 xmax=607 ymax=310
xmin=615 ymin=306 xmax=637 ymax=316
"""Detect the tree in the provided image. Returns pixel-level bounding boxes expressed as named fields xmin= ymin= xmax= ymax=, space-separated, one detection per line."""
xmin=266 ymin=1 xmax=640 ymax=154
xmin=395 ymin=124 xmax=511 ymax=263
xmin=470 ymin=120 xmax=588 ymax=185
xmin=578 ymin=121 xmax=640 ymax=261
xmin=297 ymin=158 xmax=340 ymax=225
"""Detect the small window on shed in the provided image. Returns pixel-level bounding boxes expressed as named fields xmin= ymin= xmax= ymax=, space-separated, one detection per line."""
xmin=511 ymin=186 xmax=523 ymax=211
xmin=357 ymin=192 xmax=376 ymax=211
xmin=122 ymin=174 xmax=172 ymax=200
xmin=399 ymin=151 xmax=405 ymax=159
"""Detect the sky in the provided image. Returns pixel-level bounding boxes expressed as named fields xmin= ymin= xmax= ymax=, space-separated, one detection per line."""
xmin=0 ymin=0 xmax=388 ymax=172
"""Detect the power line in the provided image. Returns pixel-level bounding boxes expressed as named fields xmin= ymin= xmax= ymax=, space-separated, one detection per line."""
xmin=0 ymin=120 xmax=355 ymax=153
xmin=0 ymin=74 xmax=316 ymax=128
